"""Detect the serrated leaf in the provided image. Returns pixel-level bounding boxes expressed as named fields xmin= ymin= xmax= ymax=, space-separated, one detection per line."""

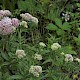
xmin=54 ymin=18 xmax=62 ymax=27
xmin=46 ymin=23 xmax=58 ymax=30
xmin=56 ymin=29 xmax=65 ymax=35
xmin=61 ymin=22 xmax=71 ymax=30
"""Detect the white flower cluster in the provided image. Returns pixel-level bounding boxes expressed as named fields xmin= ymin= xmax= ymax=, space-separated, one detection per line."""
xmin=20 ymin=13 xmax=38 ymax=24
xmin=39 ymin=42 xmax=46 ymax=47
xmin=61 ymin=52 xmax=80 ymax=63
xmin=61 ymin=52 xmax=65 ymax=55
xmin=29 ymin=65 xmax=42 ymax=77
xmin=33 ymin=53 xmax=42 ymax=60
xmin=65 ymin=54 xmax=73 ymax=62
xmin=75 ymin=58 xmax=80 ymax=63
xmin=51 ymin=43 xmax=61 ymax=50
xmin=0 ymin=10 xmax=11 ymax=20
xmin=15 ymin=50 xmax=26 ymax=59
xmin=62 ymin=12 xmax=70 ymax=22
xmin=20 ymin=21 xmax=28 ymax=28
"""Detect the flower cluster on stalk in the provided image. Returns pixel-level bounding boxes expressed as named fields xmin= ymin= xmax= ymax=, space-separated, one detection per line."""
xmin=20 ymin=13 xmax=38 ymax=24
xmin=29 ymin=65 xmax=42 ymax=77
xmin=0 ymin=10 xmax=19 ymax=35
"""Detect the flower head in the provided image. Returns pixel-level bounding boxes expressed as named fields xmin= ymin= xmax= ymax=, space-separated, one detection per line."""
xmin=20 ymin=21 xmax=28 ymax=28
xmin=65 ymin=54 xmax=73 ymax=62
xmin=62 ymin=12 xmax=70 ymax=22
xmin=20 ymin=13 xmax=33 ymax=21
xmin=33 ymin=53 xmax=42 ymax=60
xmin=11 ymin=18 xmax=20 ymax=27
xmin=31 ymin=17 xmax=38 ymax=24
xmin=0 ymin=17 xmax=19 ymax=35
xmin=15 ymin=49 xmax=26 ymax=59
xmin=4 ymin=10 xmax=11 ymax=16
xmin=61 ymin=52 xmax=65 ymax=55
xmin=39 ymin=42 xmax=46 ymax=47
xmin=75 ymin=58 xmax=80 ymax=63
xmin=51 ymin=43 xmax=61 ymax=50
xmin=29 ymin=65 xmax=42 ymax=77
xmin=20 ymin=13 xmax=38 ymax=24
xmin=0 ymin=17 xmax=13 ymax=35
xmin=0 ymin=10 xmax=11 ymax=18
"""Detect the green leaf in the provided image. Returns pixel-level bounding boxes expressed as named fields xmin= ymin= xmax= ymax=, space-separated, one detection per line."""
xmin=18 ymin=1 xmax=27 ymax=10
xmin=74 ymin=34 xmax=80 ymax=46
xmin=0 ymin=62 xmax=10 ymax=67
xmin=77 ymin=3 xmax=80 ymax=7
xmin=78 ymin=34 xmax=80 ymax=39
xmin=61 ymin=46 xmax=77 ymax=54
xmin=42 ymin=58 xmax=53 ymax=64
xmin=54 ymin=18 xmax=62 ymax=27
xmin=46 ymin=23 xmax=58 ymax=30
xmin=6 ymin=75 xmax=23 ymax=80
xmin=61 ymin=22 xmax=71 ymax=30
xmin=56 ymin=29 xmax=65 ymax=35
xmin=1 ymin=51 xmax=9 ymax=61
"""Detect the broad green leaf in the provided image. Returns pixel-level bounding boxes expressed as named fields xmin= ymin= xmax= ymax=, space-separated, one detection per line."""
xmin=77 ymin=3 xmax=80 ymax=7
xmin=46 ymin=23 xmax=58 ymax=30
xmin=54 ymin=18 xmax=62 ymax=27
xmin=61 ymin=22 xmax=71 ymax=30
xmin=56 ymin=29 xmax=65 ymax=35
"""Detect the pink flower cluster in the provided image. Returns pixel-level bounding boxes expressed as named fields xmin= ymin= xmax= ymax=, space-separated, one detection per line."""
xmin=0 ymin=10 xmax=11 ymax=20
xmin=0 ymin=17 xmax=19 ymax=35
xmin=0 ymin=10 xmax=20 ymax=35
xmin=11 ymin=18 xmax=20 ymax=28
xmin=20 ymin=13 xmax=38 ymax=24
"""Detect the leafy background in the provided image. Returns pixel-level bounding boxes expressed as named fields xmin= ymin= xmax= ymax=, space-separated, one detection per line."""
xmin=0 ymin=0 xmax=80 ymax=80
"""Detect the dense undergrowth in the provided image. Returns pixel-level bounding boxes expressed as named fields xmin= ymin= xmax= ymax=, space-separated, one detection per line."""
xmin=0 ymin=0 xmax=80 ymax=80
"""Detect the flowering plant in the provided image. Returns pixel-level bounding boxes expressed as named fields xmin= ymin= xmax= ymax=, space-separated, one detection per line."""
xmin=0 ymin=0 xmax=80 ymax=80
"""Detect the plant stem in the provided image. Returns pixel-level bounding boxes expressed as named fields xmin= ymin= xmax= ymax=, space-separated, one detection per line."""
xmin=18 ymin=29 xmax=22 ymax=49
xmin=31 ymin=31 xmax=34 ymax=44
xmin=60 ymin=0 xmax=71 ymax=13
xmin=2 ymin=0 xmax=5 ymax=10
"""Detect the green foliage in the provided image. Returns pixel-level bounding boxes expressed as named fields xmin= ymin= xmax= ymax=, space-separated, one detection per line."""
xmin=46 ymin=23 xmax=58 ymax=30
xmin=74 ymin=34 xmax=80 ymax=46
xmin=0 ymin=0 xmax=80 ymax=80
xmin=46 ymin=18 xmax=72 ymax=35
